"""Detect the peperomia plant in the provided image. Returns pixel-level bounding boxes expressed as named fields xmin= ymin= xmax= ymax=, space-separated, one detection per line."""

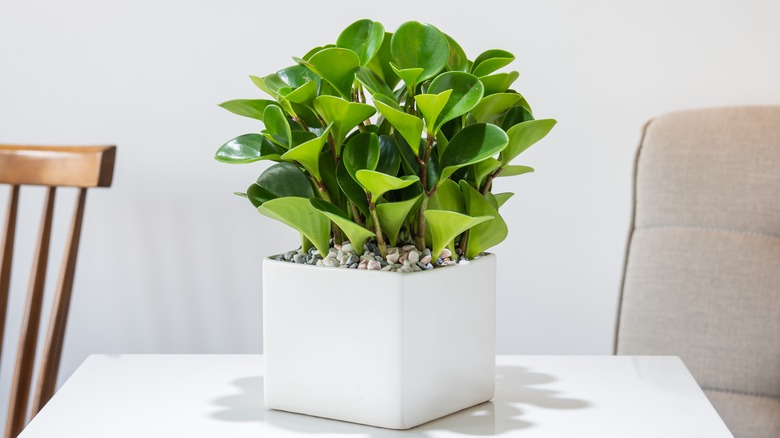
xmin=215 ymin=19 xmax=555 ymax=264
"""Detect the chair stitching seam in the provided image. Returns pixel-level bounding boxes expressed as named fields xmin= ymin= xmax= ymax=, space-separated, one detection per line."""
xmin=635 ymin=225 xmax=780 ymax=242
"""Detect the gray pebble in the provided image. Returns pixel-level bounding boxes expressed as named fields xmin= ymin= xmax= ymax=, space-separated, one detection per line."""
xmin=411 ymin=264 xmax=422 ymax=272
xmin=342 ymin=244 xmax=353 ymax=253
xmin=416 ymin=262 xmax=427 ymax=270
xmin=398 ymin=266 xmax=413 ymax=273
xmin=440 ymin=248 xmax=452 ymax=259
xmin=426 ymin=263 xmax=434 ymax=270
xmin=293 ymin=254 xmax=307 ymax=264
xmin=346 ymin=254 xmax=359 ymax=265
xmin=422 ymin=248 xmax=431 ymax=257
xmin=402 ymin=245 xmax=417 ymax=252
xmin=420 ymin=255 xmax=432 ymax=265
xmin=408 ymin=251 xmax=419 ymax=264
xmin=374 ymin=256 xmax=384 ymax=262
xmin=349 ymin=263 xmax=358 ymax=269
xmin=284 ymin=251 xmax=296 ymax=260
xmin=323 ymin=258 xmax=340 ymax=267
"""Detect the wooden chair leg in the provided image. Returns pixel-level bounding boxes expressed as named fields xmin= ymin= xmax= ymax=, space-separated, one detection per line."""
xmin=5 ymin=187 xmax=56 ymax=438
xmin=0 ymin=186 xmax=20 ymax=365
xmin=32 ymin=188 xmax=88 ymax=414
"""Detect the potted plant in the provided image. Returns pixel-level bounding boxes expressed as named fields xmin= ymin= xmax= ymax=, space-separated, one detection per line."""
xmin=215 ymin=19 xmax=555 ymax=429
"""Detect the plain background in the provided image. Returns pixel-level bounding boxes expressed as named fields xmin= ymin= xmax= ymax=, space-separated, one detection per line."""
xmin=1 ymin=0 xmax=779 ymax=427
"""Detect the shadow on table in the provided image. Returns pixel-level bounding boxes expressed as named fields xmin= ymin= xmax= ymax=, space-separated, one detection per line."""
xmin=209 ymin=365 xmax=592 ymax=436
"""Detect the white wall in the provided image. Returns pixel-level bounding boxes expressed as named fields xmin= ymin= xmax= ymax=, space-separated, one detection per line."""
xmin=0 ymin=0 xmax=778 ymax=425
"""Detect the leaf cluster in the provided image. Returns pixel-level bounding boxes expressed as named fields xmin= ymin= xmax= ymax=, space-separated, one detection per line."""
xmin=215 ymin=19 xmax=556 ymax=260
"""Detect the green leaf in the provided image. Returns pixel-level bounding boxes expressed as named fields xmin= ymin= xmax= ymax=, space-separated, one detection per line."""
xmin=336 ymin=19 xmax=385 ymax=65
xmin=290 ymin=130 xmax=317 ymax=147
xmin=390 ymin=64 xmax=424 ymax=91
xmin=283 ymin=80 xmax=318 ymax=105
xmin=376 ymin=196 xmax=421 ymax=246
xmin=356 ymin=67 xmax=395 ymax=100
xmin=258 ymin=197 xmax=331 ymax=256
xmin=336 ymin=159 xmax=369 ymax=217
xmin=280 ymin=125 xmax=332 ymax=180
xmin=313 ymin=95 xmax=376 ymax=156
xmin=414 ymin=90 xmax=452 ymax=133
xmin=301 ymin=44 xmax=335 ymax=61
xmin=374 ymin=100 xmax=423 ymax=155
xmin=493 ymin=192 xmax=514 ymax=208
xmin=366 ymin=32 xmax=400 ymax=89
xmin=305 ymin=48 xmax=360 ymax=99
xmin=480 ymin=71 xmax=519 ymax=95
xmin=428 ymin=179 xmax=464 ymax=213
xmin=473 ymin=157 xmax=502 ymax=187
xmin=343 ymin=132 xmax=380 ymax=181
xmin=393 ymin=131 xmax=421 ymax=175
xmin=500 ymin=119 xmax=557 ymax=165
xmin=263 ymin=105 xmax=292 ymax=148
xmin=498 ymin=165 xmax=534 ymax=177
xmin=355 ymin=170 xmax=420 ymax=202
xmin=310 ymin=198 xmax=374 ymax=251
xmin=391 ymin=21 xmax=448 ymax=82
xmin=376 ymin=135 xmax=401 ymax=176
xmin=444 ymin=33 xmax=468 ymax=72
xmin=470 ymin=93 xmax=523 ymax=123
xmin=424 ymin=210 xmax=492 ymax=260
xmin=427 ymin=72 xmax=484 ymax=131
xmin=500 ymin=104 xmax=534 ymax=130
xmin=460 ymin=181 xmax=508 ymax=258
xmin=438 ymin=123 xmax=509 ymax=182
xmin=246 ymin=183 xmax=276 ymax=207
xmin=215 ymin=134 xmax=285 ymax=163
xmin=471 ymin=49 xmax=515 ymax=77
xmin=256 ymin=162 xmax=316 ymax=199
xmin=219 ymin=99 xmax=276 ymax=121
xmin=318 ymin=148 xmax=343 ymax=210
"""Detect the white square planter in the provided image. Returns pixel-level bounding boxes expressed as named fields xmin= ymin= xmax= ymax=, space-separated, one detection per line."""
xmin=262 ymin=253 xmax=496 ymax=429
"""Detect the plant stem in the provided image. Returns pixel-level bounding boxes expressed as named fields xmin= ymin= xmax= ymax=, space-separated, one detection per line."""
xmin=316 ymin=180 xmax=342 ymax=244
xmin=481 ymin=167 xmax=503 ymax=196
xmin=414 ymin=195 xmax=428 ymax=251
xmin=349 ymin=202 xmax=364 ymax=226
xmin=415 ymin=134 xmax=435 ymax=251
xmin=458 ymin=230 xmax=469 ymax=259
xmin=293 ymin=116 xmax=310 ymax=132
xmin=368 ymin=201 xmax=387 ymax=257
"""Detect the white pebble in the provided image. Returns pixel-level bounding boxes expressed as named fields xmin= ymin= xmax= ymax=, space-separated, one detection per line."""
xmin=407 ymin=251 xmax=420 ymax=264
xmin=411 ymin=264 xmax=422 ymax=271
xmin=358 ymin=260 xmax=368 ymax=270
xmin=381 ymin=264 xmax=393 ymax=271
xmin=367 ymin=260 xmax=381 ymax=270
xmin=386 ymin=253 xmax=400 ymax=264
xmin=420 ymin=255 xmax=432 ymax=265
xmin=387 ymin=247 xmax=399 ymax=255
xmin=402 ymin=245 xmax=417 ymax=252
xmin=440 ymin=248 xmax=452 ymax=259
xmin=342 ymin=244 xmax=353 ymax=253
xmin=398 ymin=266 xmax=413 ymax=273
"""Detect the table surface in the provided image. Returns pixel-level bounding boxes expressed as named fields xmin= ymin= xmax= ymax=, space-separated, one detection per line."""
xmin=19 ymin=355 xmax=732 ymax=437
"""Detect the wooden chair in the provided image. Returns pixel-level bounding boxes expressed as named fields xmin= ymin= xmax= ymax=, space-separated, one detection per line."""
xmin=0 ymin=145 xmax=116 ymax=438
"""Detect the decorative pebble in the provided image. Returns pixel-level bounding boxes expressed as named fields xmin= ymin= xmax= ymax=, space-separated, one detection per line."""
xmin=398 ymin=254 xmax=407 ymax=263
xmin=341 ymin=244 xmax=353 ymax=253
xmin=398 ymin=266 xmax=413 ymax=273
xmin=422 ymin=248 xmax=431 ymax=257
xmin=420 ymin=255 xmax=432 ymax=265
xmin=440 ymin=248 xmax=452 ymax=259
xmin=358 ymin=260 xmax=368 ymax=270
xmin=411 ymin=264 xmax=422 ymax=272
xmin=407 ymin=251 xmax=419 ymax=264
xmin=284 ymin=251 xmax=296 ymax=261
xmin=367 ymin=260 xmax=381 ymax=270
xmin=293 ymin=253 xmax=307 ymax=264
xmin=402 ymin=244 xmax=417 ymax=252
xmin=416 ymin=262 xmax=427 ymax=270
xmin=386 ymin=253 xmax=400 ymax=264
xmin=346 ymin=254 xmax=359 ymax=265
xmin=387 ymin=247 xmax=399 ymax=255
xmin=381 ymin=265 xmax=393 ymax=271
xmin=349 ymin=263 xmax=358 ymax=269
xmin=426 ymin=263 xmax=434 ymax=270
xmin=323 ymin=258 xmax=339 ymax=268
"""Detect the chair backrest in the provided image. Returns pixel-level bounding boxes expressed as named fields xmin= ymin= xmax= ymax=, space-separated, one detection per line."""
xmin=0 ymin=145 xmax=115 ymax=438
xmin=615 ymin=107 xmax=780 ymax=434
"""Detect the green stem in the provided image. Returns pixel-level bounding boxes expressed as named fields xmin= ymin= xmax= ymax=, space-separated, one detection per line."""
xmin=368 ymin=201 xmax=387 ymax=257
xmin=414 ymin=195 xmax=428 ymax=251
xmin=481 ymin=167 xmax=503 ymax=196
xmin=415 ymin=134 xmax=435 ymax=251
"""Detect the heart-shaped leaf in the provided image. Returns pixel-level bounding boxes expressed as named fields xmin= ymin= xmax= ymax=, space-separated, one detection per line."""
xmin=280 ymin=125 xmax=332 ymax=180
xmin=258 ymin=197 xmax=331 ymax=256
xmin=215 ymin=134 xmax=286 ymax=163
xmin=376 ymin=195 xmax=421 ymax=246
xmin=337 ymin=19 xmax=385 ymax=65
xmin=471 ymin=49 xmax=515 ymax=77
xmin=313 ymin=95 xmax=376 ymax=156
xmin=366 ymin=32 xmax=400 ymax=89
xmin=470 ymin=93 xmax=523 ymax=123
xmin=263 ymin=105 xmax=292 ymax=148
xmin=498 ymin=165 xmax=534 ymax=177
xmin=376 ymin=135 xmax=401 ymax=176
xmin=310 ymin=198 xmax=375 ymax=251
xmin=391 ymin=21 xmax=449 ymax=83
xmin=305 ymin=48 xmax=360 ymax=99
xmin=390 ymin=63 xmax=424 ymax=91
xmin=428 ymin=179 xmax=464 ymax=213
xmin=301 ymin=44 xmax=335 ymax=61
xmin=414 ymin=90 xmax=452 ymax=134
xmin=444 ymin=33 xmax=468 ymax=72
xmin=246 ymin=183 xmax=276 ymax=207
xmin=427 ymin=72 xmax=484 ymax=131
xmin=356 ymin=67 xmax=395 ymax=100
xmin=493 ymin=192 xmax=514 ymax=208
xmin=480 ymin=71 xmax=519 ymax=95
xmin=219 ymin=99 xmax=276 ymax=121
xmin=336 ymin=159 xmax=369 ymax=217
xmin=438 ymin=123 xmax=509 ymax=182
xmin=282 ymin=80 xmax=318 ymax=105
xmin=343 ymin=132 xmax=380 ymax=181
xmin=374 ymin=100 xmax=423 ymax=155
xmin=500 ymin=119 xmax=557 ymax=165
xmin=355 ymin=170 xmax=419 ymax=202
xmin=460 ymin=181 xmax=508 ymax=258
xmin=256 ymin=162 xmax=316 ymax=199
xmin=424 ymin=210 xmax=492 ymax=260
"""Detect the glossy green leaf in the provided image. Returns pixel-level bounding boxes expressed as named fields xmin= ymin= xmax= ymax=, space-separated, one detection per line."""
xmin=473 ymin=157 xmax=502 ymax=187
xmin=310 ymin=198 xmax=375 ymax=251
xmin=246 ymin=183 xmax=276 ymax=208
xmin=305 ymin=48 xmax=360 ymax=99
xmin=215 ymin=134 xmax=285 ymax=163
xmin=283 ymin=80 xmax=318 ymax=105
xmin=318 ymin=149 xmax=343 ymax=209
xmin=428 ymin=179 xmax=464 ymax=213
xmin=493 ymin=192 xmax=514 ymax=208
xmin=301 ymin=44 xmax=335 ymax=61
xmin=500 ymin=104 xmax=534 ymax=130
xmin=498 ymin=165 xmax=534 ymax=177
xmin=356 ymin=67 xmax=395 ymax=100
xmin=313 ymin=96 xmax=376 ymax=156
xmin=438 ymin=123 xmax=509 ymax=182
xmin=391 ymin=21 xmax=448 ymax=82
xmin=280 ymin=125 xmax=331 ymax=180
xmin=258 ymin=197 xmax=331 ymax=256
xmin=374 ymin=100 xmax=423 ymax=155
xmin=500 ymin=119 xmax=557 ymax=165
xmin=343 ymin=132 xmax=380 ymax=181
xmin=460 ymin=181 xmax=508 ymax=258
xmin=290 ymin=130 xmax=317 ymax=147
xmin=393 ymin=131 xmax=421 ymax=175
xmin=376 ymin=135 xmax=401 ymax=176
xmin=337 ymin=19 xmax=385 ymax=65
xmin=256 ymin=162 xmax=316 ymax=199
xmin=470 ymin=93 xmax=523 ymax=123
xmin=390 ymin=63 xmax=424 ymax=91
xmin=355 ymin=170 xmax=420 ymax=202
xmin=376 ymin=195 xmax=420 ymax=246
xmin=366 ymin=32 xmax=400 ymax=89
xmin=480 ymin=71 xmax=519 ymax=95
xmin=263 ymin=105 xmax=292 ymax=148
xmin=336 ymin=159 xmax=369 ymax=217
xmin=427 ymin=72 xmax=484 ymax=130
xmin=219 ymin=99 xmax=275 ymax=121
xmin=424 ymin=210 xmax=492 ymax=260
xmin=444 ymin=33 xmax=468 ymax=72
xmin=414 ymin=90 xmax=452 ymax=133
xmin=471 ymin=49 xmax=515 ymax=77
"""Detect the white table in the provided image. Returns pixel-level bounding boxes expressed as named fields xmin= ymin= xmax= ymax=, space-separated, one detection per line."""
xmin=19 ymin=355 xmax=732 ymax=437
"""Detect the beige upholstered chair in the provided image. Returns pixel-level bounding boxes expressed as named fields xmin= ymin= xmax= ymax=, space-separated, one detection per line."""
xmin=615 ymin=107 xmax=780 ymax=438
